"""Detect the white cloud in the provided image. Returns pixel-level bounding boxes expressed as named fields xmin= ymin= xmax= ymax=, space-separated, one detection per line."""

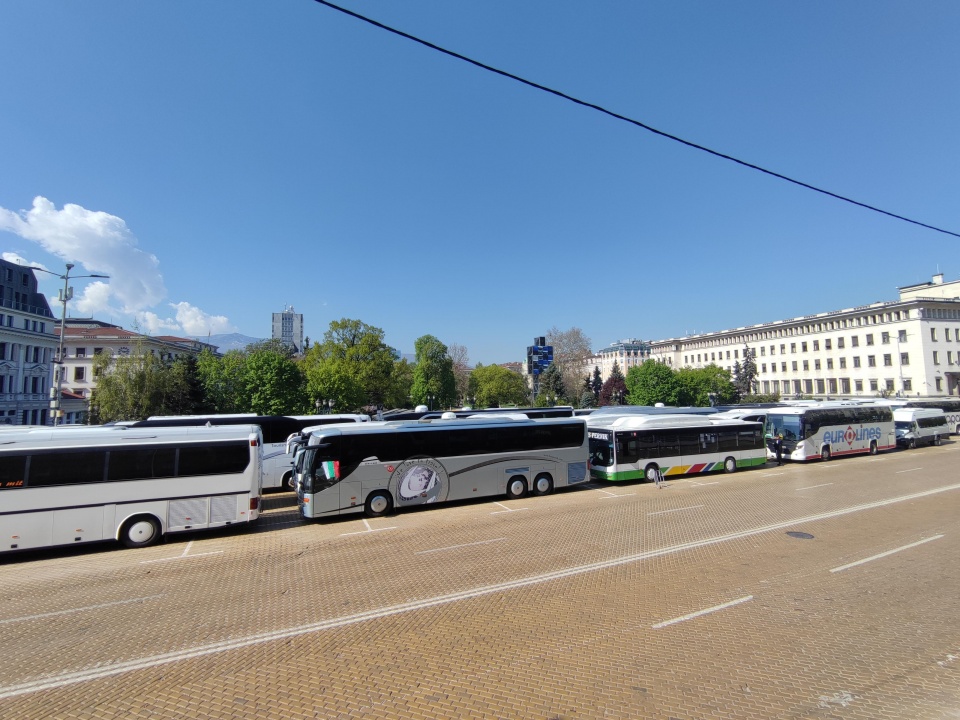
xmin=1 ymin=196 xmax=236 ymax=338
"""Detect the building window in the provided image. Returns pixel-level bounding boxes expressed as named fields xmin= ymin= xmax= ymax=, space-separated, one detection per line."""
xmin=814 ymin=360 xmax=821 ymax=370
xmin=74 ymin=367 xmax=85 ymax=381
xmin=837 ymin=337 xmax=845 ymax=349
xmin=826 ymin=358 xmax=833 ymax=370
xmin=883 ymin=354 xmax=892 ymax=367
xmin=866 ymin=334 xmax=874 ymax=346
xmin=803 ymin=360 xmax=809 ymax=371
xmin=76 ymin=347 xmax=86 ymax=358
xmin=761 ymin=363 xmax=767 ymax=373
xmin=931 ymin=328 xmax=938 ymax=341
xmin=790 ymin=343 xmax=796 ymax=353
xmin=936 ymin=377 xmax=943 ymax=391
xmin=825 ymin=339 xmax=831 ymax=350
xmin=94 ymin=347 xmax=103 ymax=355
xmin=781 ymin=362 xmax=787 ymax=372
xmin=900 ymin=353 xmax=909 ymax=366
xmin=802 ymin=342 xmax=808 ymax=352
xmin=868 ymin=356 xmax=876 ymax=367
xmin=780 ymin=344 xmax=786 ymax=354
xmin=813 ymin=340 xmax=820 ymax=351
xmin=760 ymin=347 xmax=766 ymax=356
xmin=933 ymin=351 xmax=940 ymax=365
xmin=841 ymin=378 xmax=851 ymax=394
xmin=881 ymin=332 xmax=890 ymax=344
xmin=804 ymin=380 xmax=813 ymax=394
xmin=898 ymin=330 xmax=907 ymax=342
xmin=839 ymin=357 xmax=846 ymax=369
xmin=855 ymin=380 xmax=863 ymax=392
xmin=851 ymin=336 xmax=859 ymax=348
xmin=870 ymin=379 xmax=879 ymax=392
xmin=769 ymin=345 xmax=775 ymax=355
xmin=885 ymin=379 xmax=896 ymax=391
xmin=949 ymin=351 xmax=954 ymax=366
xmin=853 ymin=356 xmax=861 ymax=368
xmin=903 ymin=379 xmax=912 ymax=391
xmin=816 ymin=379 xmax=825 ymax=394
xmin=792 ymin=361 xmax=798 ymax=371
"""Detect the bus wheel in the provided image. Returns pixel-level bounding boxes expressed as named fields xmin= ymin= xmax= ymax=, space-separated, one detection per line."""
xmin=644 ymin=464 xmax=661 ymax=483
xmin=506 ymin=476 xmax=527 ymax=499
xmin=909 ymin=438 xmax=917 ymax=450
xmin=365 ymin=491 xmax=393 ymax=518
xmin=869 ymin=441 xmax=879 ymax=455
xmin=533 ymin=473 xmax=553 ymax=496
xmin=282 ymin=471 xmax=294 ymax=490
xmin=934 ymin=435 xmax=942 ymax=446
xmin=821 ymin=446 xmax=832 ymax=461
xmin=723 ymin=457 xmax=737 ymax=473
xmin=121 ymin=515 xmax=161 ymax=549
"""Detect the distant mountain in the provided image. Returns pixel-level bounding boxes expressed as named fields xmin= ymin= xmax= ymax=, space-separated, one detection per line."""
xmin=196 ymin=333 xmax=265 ymax=353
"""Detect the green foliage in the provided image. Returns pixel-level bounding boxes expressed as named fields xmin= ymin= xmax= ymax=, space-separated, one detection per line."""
xmin=675 ymin=365 xmax=736 ymax=406
xmin=383 ymin=359 xmax=415 ymax=409
xmin=245 ymin=348 xmax=308 ymax=414
xmin=599 ymin=361 xmax=628 ymax=405
xmin=739 ymin=393 xmax=781 ymax=404
xmin=625 ymin=360 xmax=679 ymax=406
xmin=732 ymin=345 xmax=758 ymax=398
xmin=468 ymin=364 xmax=530 ymax=408
xmin=197 ymin=349 xmax=252 ymax=413
xmin=535 ymin=362 xmax=566 ymax=406
xmin=411 ymin=335 xmax=457 ymax=409
xmin=314 ymin=319 xmax=395 ymax=407
xmin=591 ymin=366 xmax=603 ymax=402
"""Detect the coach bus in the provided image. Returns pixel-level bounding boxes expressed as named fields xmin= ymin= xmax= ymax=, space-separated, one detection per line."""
xmin=0 ymin=424 xmax=263 ymax=553
xmin=902 ymin=399 xmax=960 ymax=435
xmin=127 ymin=413 xmax=369 ymax=490
xmin=587 ymin=414 xmax=767 ymax=482
xmin=296 ymin=415 xmax=589 ymax=518
xmin=763 ymin=402 xmax=895 ymax=462
xmin=380 ymin=406 xmax=575 ymax=421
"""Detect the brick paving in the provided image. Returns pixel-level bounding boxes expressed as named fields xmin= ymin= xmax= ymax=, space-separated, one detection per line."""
xmin=0 ymin=443 xmax=957 ymax=719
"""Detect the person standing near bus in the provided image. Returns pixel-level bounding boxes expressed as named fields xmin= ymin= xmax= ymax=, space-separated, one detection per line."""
xmin=775 ymin=433 xmax=783 ymax=465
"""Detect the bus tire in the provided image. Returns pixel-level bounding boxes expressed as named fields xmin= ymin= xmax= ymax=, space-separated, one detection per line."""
xmin=365 ymin=491 xmax=393 ymax=518
xmin=533 ymin=473 xmax=554 ymax=496
xmin=821 ymin=446 xmax=832 ymax=461
xmin=644 ymin=464 xmax=661 ymax=483
xmin=934 ymin=434 xmax=942 ymax=446
xmin=506 ymin=476 xmax=527 ymax=499
xmin=120 ymin=515 xmax=162 ymax=549
xmin=282 ymin=471 xmax=294 ymax=490
xmin=869 ymin=441 xmax=878 ymax=455
xmin=723 ymin=456 xmax=737 ymax=473
xmin=909 ymin=438 xmax=917 ymax=450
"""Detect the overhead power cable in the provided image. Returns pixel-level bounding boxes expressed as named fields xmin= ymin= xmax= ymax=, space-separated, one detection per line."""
xmin=312 ymin=0 xmax=959 ymax=239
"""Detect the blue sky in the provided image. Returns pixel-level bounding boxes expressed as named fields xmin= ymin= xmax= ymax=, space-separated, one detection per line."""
xmin=2 ymin=2 xmax=957 ymax=365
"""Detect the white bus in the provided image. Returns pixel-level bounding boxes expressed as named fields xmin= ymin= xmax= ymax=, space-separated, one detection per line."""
xmin=0 ymin=424 xmax=263 ymax=553
xmin=587 ymin=414 xmax=767 ymax=482
xmin=902 ymin=399 xmax=960 ymax=435
xmin=296 ymin=416 xmax=589 ymax=518
xmin=127 ymin=413 xmax=369 ymax=490
xmin=893 ymin=408 xmax=950 ymax=448
xmin=763 ymin=402 xmax=895 ymax=462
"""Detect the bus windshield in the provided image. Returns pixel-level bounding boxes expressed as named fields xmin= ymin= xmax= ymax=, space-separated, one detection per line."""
xmin=766 ymin=414 xmax=803 ymax=442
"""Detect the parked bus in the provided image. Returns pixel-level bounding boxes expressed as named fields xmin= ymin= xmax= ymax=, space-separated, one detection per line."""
xmin=296 ymin=415 xmax=589 ymax=518
xmin=903 ymin=399 xmax=960 ymax=435
xmin=893 ymin=408 xmax=950 ymax=448
xmin=587 ymin=414 xmax=767 ymax=482
xmin=127 ymin=413 xmax=369 ymax=489
xmin=763 ymin=402 xmax=895 ymax=462
xmin=590 ymin=405 xmax=720 ymax=417
xmin=380 ymin=406 xmax=575 ymax=421
xmin=0 ymin=425 xmax=263 ymax=553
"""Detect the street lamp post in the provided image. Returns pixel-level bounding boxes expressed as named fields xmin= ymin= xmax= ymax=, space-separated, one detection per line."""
xmin=426 ymin=394 xmax=435 ymax=411
xmin=34 ymin=263 xmax=109 ymax=425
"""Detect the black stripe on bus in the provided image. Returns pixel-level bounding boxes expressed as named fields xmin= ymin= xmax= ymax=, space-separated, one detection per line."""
xmin=0 ymin=491 xmax=249 ymax=518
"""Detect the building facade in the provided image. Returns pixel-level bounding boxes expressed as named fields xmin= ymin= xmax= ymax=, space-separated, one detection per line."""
xmin=648 ymin=274 xmax=960 ymax=399
xmin=272 ymin=306 xmax=304 ymax=354
xmin=584 ymin=339 xmax=652 ymax=383
xmin=0 ymin=260 xmax=57 ymax=425
xmin=55 ymin=319 xmax=218 ymax=422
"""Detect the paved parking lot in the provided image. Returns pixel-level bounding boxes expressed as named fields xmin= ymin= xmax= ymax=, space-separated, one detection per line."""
xmin=1 ymin=443 xmax=958 ymax=719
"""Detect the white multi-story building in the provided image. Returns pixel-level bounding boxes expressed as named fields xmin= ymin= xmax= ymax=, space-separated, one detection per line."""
xmin=584 ymin=339 xmax=652 ymax=381
xmin=0 ymin=260 xmax=57 ymax=425
xmin=272 ymin=305 xmax=304 ymax=354
xmin=55 ymin=319 xmax=218 ymax=422
xmin=648 ymin=274 xmax=960 ymax=399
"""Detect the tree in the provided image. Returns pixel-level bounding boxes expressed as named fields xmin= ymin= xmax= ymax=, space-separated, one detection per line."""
xmin=535 ymin=361 xmax=566 ymax=406
xmin=625 ymin=360 xmax=679 ymax=406
xmin=732 ymin=345 xmax=758 ymax=398
xmin=591 ymin=366 xmax=603 ymax=403
xmin=410 ymin=335 xmax=457 ymax=409
xmin=383 ymin=358 xmax=415 ymax=409
xmin=599 ymin=361 xmax=628 ymax=406
xmin=301 ymin=346 xmax=367 ymax=413
xmin=310 ymin=319 xmax=395 ymax=407
xmin=675 ymin=365 xmax=736 ymax=406
xmin=546 ymin=326 xmax=593 ymax=405
xmin=196 ymin=348 xmax=250 ymax=413
xmin=160 ymin=354 xmax=212 ymax=416
xmin=468 ymin=364 xmax=530 ymax=408
xmin=244 ymin=346 xmax=308 ymax=414
xmin=448 ymin=343 xmax=472 ymax=407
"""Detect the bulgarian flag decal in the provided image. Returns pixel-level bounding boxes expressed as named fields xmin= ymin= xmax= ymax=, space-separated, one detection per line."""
xmin=322 ymin=460 xmax=340 ymax=480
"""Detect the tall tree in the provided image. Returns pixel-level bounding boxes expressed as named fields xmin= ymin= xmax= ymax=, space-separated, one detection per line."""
xmin=546 ymin=326 xmax=593 ymax=404
xmin=410 ymin=334 xmax=456 ymax=409
xmin=599 ymin=361 xmax=628 ymax=406
xmin=448 ymin=343 xmax=472 ymax=407
xmin=468 ymin=364 xmax=530 ymax=408
xmin=535 ymin=361 xmax=566 ymax=406
xmin=196 ymin=348 xmax=250 ymax=413
xmin=591 ymin=366 xmax=603 ymax=402
xmin=675 ymin=365 xmax=736 ymax=406
xmin=244 ymin=346 xmax=308 ymax=414
xmin=625 ymin=360 xmax=679 ymax=406
xmin=312 ymin=319 xmax=395 ymax=407
xmin=732 ymin=345 xmax=758 ymax=398
xmin=383 ymin=358 xmax=415 ymax=410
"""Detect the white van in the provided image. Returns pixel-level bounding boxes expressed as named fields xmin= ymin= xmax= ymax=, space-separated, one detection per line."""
xmin=893 ymin=408 xmax=949 ymax=449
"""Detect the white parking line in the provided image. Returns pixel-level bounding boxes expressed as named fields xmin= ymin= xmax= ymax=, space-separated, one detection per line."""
xmin=895 ymin=467 xmax=924 ymax=474
xmin=0 ymin=595 xmax=164 ymax=626
xmin=647 ymin=505 xmax=705 ymax=517
xmin=340 ymin=518 xmax=397 ymax=536
xmin=652 ymin=595 xmax=753 ymax=629
xmin=416 ymin=538 xmax=507 ymax=555
xmin=3 ymin=481 xmax=959 ymax=700
xmin=491 ymin=502 xmax=528 ymax=514
xmin=140 ymin=541 xmax=223 ymax=564
xmin=688 ymin=481 xmax=720 ymax=487
xmin=830 ymin=535 xmax=944 ymax=573
xmin=796 ymin=483 xmax=834 ymax=491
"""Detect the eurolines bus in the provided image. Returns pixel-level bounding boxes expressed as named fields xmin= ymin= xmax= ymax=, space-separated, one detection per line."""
xmin=127 ymin=414 xmax=369 ymax=490
xmin=763 ymin=402 xmax=895 ymax=462
xmin=296 ymin=415 xmax=589 ymax=518
xmin=0 ymin=424 xmax=263 ymax=553
xmin=587 ymin=414 xmax=767 ymax=482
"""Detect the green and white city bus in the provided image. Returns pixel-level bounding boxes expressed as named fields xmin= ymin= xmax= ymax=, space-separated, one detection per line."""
xmin=587 ymin=414 xmax=767 ymax=482
xmin=296 ymin=415 xmax=589 ymax=518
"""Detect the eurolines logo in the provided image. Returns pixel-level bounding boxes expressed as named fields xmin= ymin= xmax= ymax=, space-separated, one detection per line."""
xmin=824 ymin=425 xmax=883 ymax=446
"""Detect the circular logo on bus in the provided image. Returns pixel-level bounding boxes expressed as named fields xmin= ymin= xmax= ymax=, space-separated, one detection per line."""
xmin=844 ymin=426 xmax=856 ymax=445
xmin=391 ymin=458 xmax=449 ymax=506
